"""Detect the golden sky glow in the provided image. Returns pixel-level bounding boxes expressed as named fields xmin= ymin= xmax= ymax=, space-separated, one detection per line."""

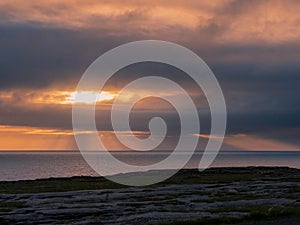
xmin=0 ymin=0 xmax=299 ymax=150
xmin=0 ymin=125 xmax=75 ymax=150
xmin=1 ymin=123 xmax=298 ymax=151
xmin=0 ymin=125 xmax=152 ymax=150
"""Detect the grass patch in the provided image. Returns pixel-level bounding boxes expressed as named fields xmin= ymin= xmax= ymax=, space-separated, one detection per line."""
xmin=287 ymin=186 xmax=300 ymax=193
xmin=0 ymin=176 xmax=125 ymax=194
xmin=247 ymin=205 xmax=300 ymax=219
xmin=146 ymin=199 xmax=182 ymax=207
xmin=0 ymin=201 xmax=26 ymax=212
xmin=0 ymin=217 xmax=16 ymax=225
xmin=160 ymin=205 xmax=300 ymax=225
xmin=159 ymin=216 xmax=244 ymax=225
xmin=162 ymin=173 xmax=258 ymax=185
xmin=208 ymin=204 xmax=300 ymax=215
xmin=0 ymin=167 xmax=298 ymax=194
xmin=131 ymin=195 xmax=168 ymax=202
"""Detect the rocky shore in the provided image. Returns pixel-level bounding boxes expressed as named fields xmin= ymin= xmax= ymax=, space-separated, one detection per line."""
xmin=0 ymin=167 xmax=299 ymax=224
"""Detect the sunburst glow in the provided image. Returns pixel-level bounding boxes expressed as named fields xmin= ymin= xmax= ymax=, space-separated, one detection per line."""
xmin=65 ymin=91 xmax=117 ymax=104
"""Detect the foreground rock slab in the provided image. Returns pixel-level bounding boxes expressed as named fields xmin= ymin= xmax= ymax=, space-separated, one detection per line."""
xmin=0 ymin=167 xmax=299 ymax=224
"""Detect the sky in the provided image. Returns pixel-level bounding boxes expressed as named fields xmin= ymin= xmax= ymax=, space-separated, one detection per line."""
xmin=0 ymin=0 xmax=299 ymax=150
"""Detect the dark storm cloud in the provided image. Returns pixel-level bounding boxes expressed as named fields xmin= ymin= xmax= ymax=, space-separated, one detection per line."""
xmin=0 ymin=24 xmax=136 ymax=89
xmin=1 ymin=22 xmax=299 ymax=90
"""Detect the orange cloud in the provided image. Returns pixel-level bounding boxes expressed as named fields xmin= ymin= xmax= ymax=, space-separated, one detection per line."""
xmin=1 ymin=0 xmax=299 ymax=43
xmin=0 ymin=89 xmax=117 ymax=105
xmin=0 ymin=86 xmax=196 ymax=111
xmin=0 ymin=0 xmax=204 ymax=30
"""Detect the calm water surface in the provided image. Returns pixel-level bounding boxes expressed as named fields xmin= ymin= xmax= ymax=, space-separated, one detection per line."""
xmin=0 ymin=151 xmax=299 ymax=181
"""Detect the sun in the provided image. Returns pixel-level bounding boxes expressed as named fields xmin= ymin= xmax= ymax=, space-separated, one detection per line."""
xmin=64 ymin=91 xmax=116 ymax=104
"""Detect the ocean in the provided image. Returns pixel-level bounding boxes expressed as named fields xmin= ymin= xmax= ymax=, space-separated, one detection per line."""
xmin=0 ymin=151 xmax=299 ymax=181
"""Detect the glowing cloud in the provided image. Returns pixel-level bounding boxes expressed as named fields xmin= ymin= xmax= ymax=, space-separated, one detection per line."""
xmin=64 ymin=91 xmax=117 ymax=104
xmin=0 ymin=90 xmax=117 ymax=105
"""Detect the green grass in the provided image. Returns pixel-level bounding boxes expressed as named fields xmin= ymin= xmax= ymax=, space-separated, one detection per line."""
xmin=0 ymin=176 xmax=125 ymax=194
xmin=0 ymin=217 xmax=16 ymax=225
xmin=162 ymin=172 xmax=259 ymax=185
xmin=288 ymin=186 xmax=300 ymax=193
xmin=209 ymin=204 xmax=300 ymax=214
xmin=191 ymin=193 xmax=262 ymax=203
xmin=0 ymin=201 xmax=26 ymax=212
xmin=161 ymin=205 xmax=300 ymax=225
xmin=0 ymin=167 xmax=298 ymax=194
xmin=244 ymin=205 xmax=300 ymax=219
xmin=159 ymin=216 xmax=244 ymax=225
xmin=160 ymin=205 xmax=300 ymax=225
